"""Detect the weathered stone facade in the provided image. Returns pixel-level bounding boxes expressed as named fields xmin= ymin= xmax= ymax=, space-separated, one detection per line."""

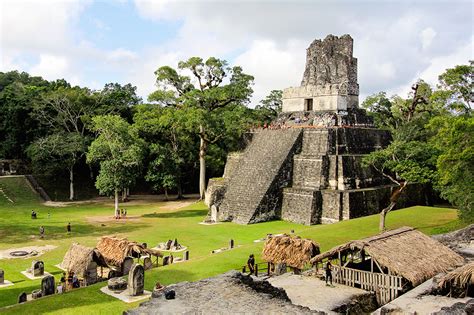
xmin=282 ymin=34 xmax=359 ymax=112
xmin=207 ymin=35 xmax=429 ymax=225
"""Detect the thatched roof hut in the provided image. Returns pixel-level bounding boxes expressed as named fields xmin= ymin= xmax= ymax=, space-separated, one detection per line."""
xmin=60 ymin=243 xmax=108 ymax=277
xmin=96 ymin=236 xmax=162 ymax=267
xmin=310 ymin=226 xmax=464 ymax=286
xmin=262 ymin=234 xmax=320 ymax=269
xmin=435 ymin=262 xmax=474 ymax=298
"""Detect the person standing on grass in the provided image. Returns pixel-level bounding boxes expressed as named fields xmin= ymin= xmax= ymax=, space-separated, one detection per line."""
xmin=39 ymin=226 xmax=45 ymax=239
xmin=67 ymin=222 xmax=71 ymax=234
xmin=326 ymin=260 xmax=333 ymax=286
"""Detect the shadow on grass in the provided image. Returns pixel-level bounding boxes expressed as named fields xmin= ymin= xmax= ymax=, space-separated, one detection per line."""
xmin=143 ymin=209 xmax=207 ymax=219
xmin=0 ymin=222 xmax=150 ymax=245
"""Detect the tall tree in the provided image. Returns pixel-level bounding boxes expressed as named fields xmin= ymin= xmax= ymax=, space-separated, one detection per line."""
xmin=31 ymin=86 xmax=95 ymax=200
xmin=435 ymin=62 xmax=473 ymax=114
xmin=429 ymin=115 xmax=473 ymax=222
xmin=363 ymin=81 xmax=438 ymax=231
xmin=254 ymin=89 xmax=283 ymax=122
xmin=26 ymin=133 xmax=88 ymax=200
xmin=134 ymin=105 xmax=197 ymax=199
xmin=149 ymin=57 xmax=254 ymax=199
xmin=87 ymin=115 xmax=144 ymax=215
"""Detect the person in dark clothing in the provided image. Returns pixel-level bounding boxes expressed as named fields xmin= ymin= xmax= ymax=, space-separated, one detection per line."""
xmin=67 ymin=222 xmax=71 ymax=234
xmin=247 ymin=254 xmax=255 ymax=274
xmin=326 ymin=260 xmax=333 ymax=286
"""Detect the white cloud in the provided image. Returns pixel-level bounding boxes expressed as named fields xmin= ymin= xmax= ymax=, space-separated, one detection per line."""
xmin=420 ymin=27 xmax=437 ymax=50
xmin=107 ymin=48 xmax=138 ymax=62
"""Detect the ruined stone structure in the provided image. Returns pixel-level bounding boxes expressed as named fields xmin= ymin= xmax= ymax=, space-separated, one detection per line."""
xmin=207 ymin=34 xmax=427 ymax=225
xmin=282 ymin=34 xmax=358 ymax=112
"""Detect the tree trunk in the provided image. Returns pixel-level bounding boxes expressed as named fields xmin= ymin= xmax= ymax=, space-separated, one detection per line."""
xmin=69 ymin=167 xmax=74 ymax=201
xmin=379 ymin=202 xmax=397 ymax=231
xmin=199 ymin=125 xmax=207 ymax=200
xmin=114 ymin=189 xmax=119 ymax=217
xmin=164 ymin=188 xmax=169 ymax=201
xmin=177 ymin=183 xmax=183 ymax=200
xmin=379 ymin=182 xmax=408 ymax=231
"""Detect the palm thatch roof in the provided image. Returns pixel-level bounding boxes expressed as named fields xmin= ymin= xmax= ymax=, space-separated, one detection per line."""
xmin=96 ymin=236 xmax=162 ymax=267
xmin=262 ymin=234 xmax=320 ymax=269
xmin=310 ymin=227 xmax=465 ymax=286
xmin=435 ymin=262 xmax=474 ymax=298
xmin=60 ymin=243 xmax=108 ymax=276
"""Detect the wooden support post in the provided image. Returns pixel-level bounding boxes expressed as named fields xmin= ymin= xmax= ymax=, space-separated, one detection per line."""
xmin=255 ymin=264 xmax=258 ymax=277
xmin=338 ymin=252 xmax=341 ymax=267
xmin=371 ymin=259 xmax=374 ymax=273
xmin=267 ymin=262 xmax=270 ymax=276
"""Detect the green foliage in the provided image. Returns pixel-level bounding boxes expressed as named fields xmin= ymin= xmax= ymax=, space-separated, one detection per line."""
xmin=26 ymin=132 xmax=88 ymax=175
xmin=87 ymin=115 xmax=144 ymax=196
xmin=254 ymin=89 xmax=283 ymax=122
xmin=362 ymin=91 xmax=398 ymax=129
xmin=150 ymin=56 xmax=255 ymax=197
xmin=436 ymin=62 xmax=473 ymax=113
xmin=429 ymin=115 xmax=474 ymax=222
xmin=0 ymin=71 xmax=52 ymax=158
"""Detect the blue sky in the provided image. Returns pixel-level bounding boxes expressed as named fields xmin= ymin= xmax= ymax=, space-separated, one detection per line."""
xmin=1 ymin=0 xmax=472 ymax=105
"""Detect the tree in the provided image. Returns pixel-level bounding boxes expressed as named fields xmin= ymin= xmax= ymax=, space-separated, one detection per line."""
xmin=95 ymin=83 xmax=142 ymax=121
xmin=429 ymin=115 xmax=474 ymax=222
xmin=150 ymin=57 xmax=254 ymax=199
xmin=254 ymin=90 xmax=282 ymax=122
xmin=27 ymin=133 xmax=88 ymax=200
xmin=363 ymin=81 xmax=438 ymax=231
xmin=87 ymin=115 xmax=144 ymax=216
xmin=0 ymin=71 xmax=52 ymax=159
xmin=31 ymin=86 xmax=96 ymax=200
xmin=363 ymin=139 xmax=438 ymax=230
xmin=435 ymin=62 xmax=473 ymax=113
xmin=362 ymin=92 xmax=398 ymax=129
xmin=134 ymin=105 xmax=197 ymax=199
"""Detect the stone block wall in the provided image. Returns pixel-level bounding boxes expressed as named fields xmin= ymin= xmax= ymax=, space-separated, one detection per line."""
xmin=218 ymin=129 xmax=303 ymax=224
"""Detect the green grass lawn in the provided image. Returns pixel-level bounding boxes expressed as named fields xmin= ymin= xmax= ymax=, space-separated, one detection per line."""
xmin=0 ymin=176 xmax=466 ymax=314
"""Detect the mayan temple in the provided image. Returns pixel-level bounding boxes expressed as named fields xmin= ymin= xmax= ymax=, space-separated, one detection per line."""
xmin=206 ymin=34 xmax=427 ymax=225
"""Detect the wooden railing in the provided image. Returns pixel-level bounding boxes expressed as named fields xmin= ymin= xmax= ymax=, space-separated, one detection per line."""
xmin=332 ymin=265 xmax=403 ymax=305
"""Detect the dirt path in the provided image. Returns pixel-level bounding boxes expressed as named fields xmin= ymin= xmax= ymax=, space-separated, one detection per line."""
xmin=85 ymin=198 xmax=198 ymax=224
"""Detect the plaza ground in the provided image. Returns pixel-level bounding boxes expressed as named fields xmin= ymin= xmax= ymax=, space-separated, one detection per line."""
xmin=0 ymin=176 xmax=466 ymax=314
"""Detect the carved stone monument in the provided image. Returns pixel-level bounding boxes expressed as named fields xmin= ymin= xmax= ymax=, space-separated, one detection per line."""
xmin=18 ymin=292 xmax=27 ymax=303
xmin=31 ymin=261 xmax=44 ymax=277
xmin=108 ymin=277 xmax=127 ymax=292
xmin=41 ymin=275 xmax=55 ymax=296
xmin=128 ymin=264 xmax=145 ymax=296
xmin=143 ymin=257 xmax=153 ymax=270
xmin=122 ymin=256 xmax=134 ymax=275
